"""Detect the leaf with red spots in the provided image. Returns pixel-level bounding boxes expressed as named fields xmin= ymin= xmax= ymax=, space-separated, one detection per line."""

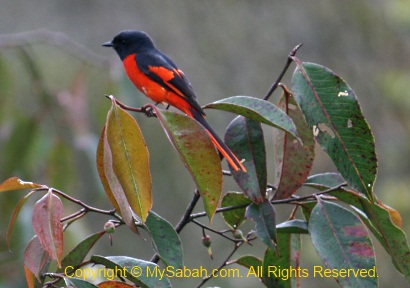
xmin=273 ymin=87 xmax=315 ymax=200
xmin=309 ymin=198 xmax=377 ymax=287
xmin=306 ymin=180 xmax=410 ymax=282
xmin=330 ymin=188 xmax=410 ymax=282
xmin=154 ymin=107 xmax=222 ymax=221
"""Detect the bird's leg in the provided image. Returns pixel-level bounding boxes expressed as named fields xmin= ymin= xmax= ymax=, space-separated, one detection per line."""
xmin=154 ymin=101 xmax=170 ymax=110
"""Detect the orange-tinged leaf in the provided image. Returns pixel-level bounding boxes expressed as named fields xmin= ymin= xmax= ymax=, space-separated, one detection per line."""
xmin=0 ymin=177 xmax=44 ymax=193
xmin=106 ymin=99 xmax=152 ymax=222
xmin=98 ymin=281 xmax=135 ymax=288
xmin=7 ymin=189 xmax=38 ymax=250
xmin=154 ymin=107 xmax=222 ymax=221
xmin=97 ymin=126 xmax=138 ymax=233
xmin=273 ymin=88 xmax=315 ymax=199
xmin=32 ymin=190 xmax=64 ymax=268
xmin=379 ymin=202 xmax=403 ymax=228
xmin=24 ymin=236 xmax=50 ymax=282
xmin=96 ymin=126 xmax=121 ymax=213
xmin=24 ymin=265 xmax=36 ymax=288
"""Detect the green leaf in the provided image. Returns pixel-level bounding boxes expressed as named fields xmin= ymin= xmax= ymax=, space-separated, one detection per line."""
xmin=32 ymin=190 xmax=64 ymax=268
xmin=292 ymin=60 xmax=377 ymax=201
xmin=305 ymin=172 xmax=346 ymax=189
xmin=225 ymin=116 xmax=266 ymax=203
xmin=154 ymin=107 xmax=222 ymax=221
xmin=300 ymin=201 xmax=317 ymax=222
xmin=245 ymin=199 xmax=276 ymax=251
xmin=231 ymin=255 xmax=262 ymax=269
xmin=91 ymin=255 xmax=171 ymax=288
xmin=273 ymin=89 xmax=315 ymax=200
xmin=263 ymin=233 xmax=302 ymax=288
xmin=59 ymin=231 xmax=105 ymax=272
xmin=205 ymin=96 xmax=300 ymax=141
xmin=145 ymin=211 xmax=183 ymax=269
xmin=106 ymin=99 xmax=152 ymax=222
xmin=276 ymin=219 xmax=308 ymax=234
xmin=221 ymin=192 xmax=251 ymax=229
xmin=230 ymin=255 xmax=263 ymax=281
xmin=309 ymin=199 xmax=377 ymax=287
xmin=53 ymin=231 xmax=105 ymax=287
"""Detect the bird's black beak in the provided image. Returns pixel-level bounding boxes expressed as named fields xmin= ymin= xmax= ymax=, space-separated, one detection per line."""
xmin=102 ymin=41 xmax=113 ymax=47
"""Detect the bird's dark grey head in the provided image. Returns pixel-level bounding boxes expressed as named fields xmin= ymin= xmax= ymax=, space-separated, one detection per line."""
xmin=102 ymin=30 xmax=155 ymax=60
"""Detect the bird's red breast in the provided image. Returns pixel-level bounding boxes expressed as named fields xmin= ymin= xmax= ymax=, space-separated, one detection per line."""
xmin=123 ymin=54 xmax=193 ymax=116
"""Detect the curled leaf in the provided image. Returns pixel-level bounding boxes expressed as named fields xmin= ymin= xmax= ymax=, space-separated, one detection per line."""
xmin=105 ymin=99 xmax=152 ymax=222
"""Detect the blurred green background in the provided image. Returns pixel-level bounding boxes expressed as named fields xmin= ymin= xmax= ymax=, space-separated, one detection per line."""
xmin=0 ymin=1 xmax=409 ymax=287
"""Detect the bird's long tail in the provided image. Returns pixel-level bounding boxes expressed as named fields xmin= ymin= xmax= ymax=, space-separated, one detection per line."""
xmin=189 ymin=108 xmax=246 ymax=172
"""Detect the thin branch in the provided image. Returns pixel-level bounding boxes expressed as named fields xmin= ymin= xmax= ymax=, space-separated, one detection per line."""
xmin=190 ymin=182 xmax=347 ymax=219
xmin=175 ymin=189 xmax=201 ymax=233
xmin=106 ymin=95 xmax=158 ymax=117
xmin=60 ymin=208 xmax=86 ymax=223
xmin=33 ymin=187 xmax=122 ymax=226
xmin=263 ymin=43 xmax=303 ymax=101
xmin=191 ymin=219 xmax=241 ymax=243
xmin=50 ymin=188 xmax=118 ymax=216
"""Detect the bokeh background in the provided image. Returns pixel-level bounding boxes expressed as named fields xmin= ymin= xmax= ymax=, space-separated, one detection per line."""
xmin=1 ymin=1 xmax=409 ymax=287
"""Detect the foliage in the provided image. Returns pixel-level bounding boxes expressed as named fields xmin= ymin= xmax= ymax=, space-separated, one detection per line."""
xmin=1 ymin=34 xmax=409 ymax=288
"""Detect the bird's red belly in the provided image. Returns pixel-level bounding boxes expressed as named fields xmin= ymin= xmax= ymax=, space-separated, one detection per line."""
xmin=122 ymin=54 xmax=192 ymax=114
xmin=123 ymin=54 xmax=168 ymax=104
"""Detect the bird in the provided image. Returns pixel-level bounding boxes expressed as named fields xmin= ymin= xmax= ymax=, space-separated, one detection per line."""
xmin=103 ymin=30 xmax=246 ymax=172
